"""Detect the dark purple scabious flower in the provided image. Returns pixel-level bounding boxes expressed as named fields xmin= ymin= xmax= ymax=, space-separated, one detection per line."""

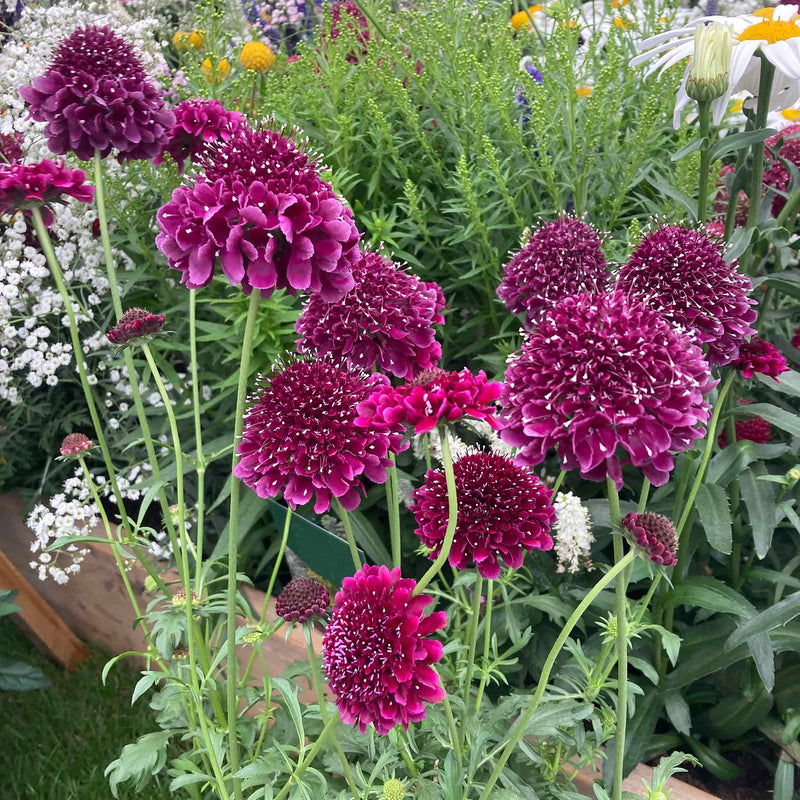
xmin=497 ymin=216 xmax=607 ymax=327
xmin=499 ymin=292 xmax=713 ymax=489
xmin=0 ymin=132 xmax=23 ymax=164
xmin=59 ymin=432 xmax=92 ymax=457
xmin=322 ymin=565 xmax=446 ymax=735
xmin=0 ymin=159 xmax=94 ymax=225
xmin=156 ymin=124 xmax=360 ymax=299
xmin=764 ymin=124 xmax=800 ymax=216
xmin=732 ymin=337 xmax=788 ymax=379
xmin=296 ymin=249 xmax=445 ymax=379
xmin=621 ymin=512 xmax=677 ymax=567
xmin=107 ymin=308 xmax=166 ymax=346
xmin=235 ymin=356 xmax=405 ymax=513
xmin=614 ymin=224 xmax=756 ymax=366
xmin=153 ymin=98 xmax=244 ymax=173
xmin=792 ymin=325 xmax=800 ymax=350
xmin=718 ymin=413 xmax=772 ymax=448
xmin=356 ymin=367 xmax=503 ymax=435
xmin=19 ymin=26 xmax=175 ymax=162
xmin=410 ymin=451 xmax=555 ymax=579
xmin=275 ymin=577 xmax=330 ymax=622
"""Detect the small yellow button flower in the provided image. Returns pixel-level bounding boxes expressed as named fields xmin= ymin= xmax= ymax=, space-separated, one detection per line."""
xmin=188 ymin=30 xmax=205 ymax=49
xmin=511 ymin=5 xmax=543 ymax=30
xmin=240 ymin=41 xmax=276 ymax=72
xmin=201 ymin=57 xmax=231 ymax=83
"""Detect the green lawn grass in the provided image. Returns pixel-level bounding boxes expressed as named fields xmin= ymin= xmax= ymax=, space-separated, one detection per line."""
xmin=0 ymin=619 xmax=172 ymax=800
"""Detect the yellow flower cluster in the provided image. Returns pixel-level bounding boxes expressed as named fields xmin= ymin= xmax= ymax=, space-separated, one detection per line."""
xmin=240 ymin=41 xmax=276 ymax=73
xmin=172 ymin=30 xmax=204 ymax=51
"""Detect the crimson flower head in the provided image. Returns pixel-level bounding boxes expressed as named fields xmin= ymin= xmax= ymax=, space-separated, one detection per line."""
xmin=235 ymin=356 xmax=405 ymax=513
xmin=156 ymin=124 xmax=360 ymax=300
xmin=792 ymin=325 xmax=800 ymax=350
xmin=614 ymin=224 xmax=756 ymax=365
xmin=764 ymin=124 xmax=800 ymax=216
xmin=0 ymin=132 xmax=23 ymax=164
xmin=718 ymin=400 xmax=772 ymax=447
xmin=622 ymin=512 xmax=677 ymax=567
xmin=356 ymin=367 xmax=502 ymax=435
xmin=275 ymin=578 xmax=330 ymax=622
xmin=0 ymin=159 xmax=94 ymax=225
xmin=732 ymin=337 xmax=788 ymax=379
xmin=59 ymin=432 xmax=92 ymax=457
xmin=411 ymin=451 xmax=555 ymax=579
xmin=108 ymin=308 xmax=166 ymax=346
xmin=296 ymin=249 xmax=444 ymax=379
xmin=20 ymin=26 xmax=174 ymax=162
xmin=322 ymin=565 xmax=446 ymax=735
xmin=154 ymin=98 xmax=244 ymax=173
xmin=500 ymin=292 xmax=713 ymax=489
xmin=497 ymin=217 xmax=607 ymax=327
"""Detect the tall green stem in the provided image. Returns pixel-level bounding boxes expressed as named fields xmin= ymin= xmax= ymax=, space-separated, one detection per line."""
xmin=336 ymin=499 xmax=362 ymax=571
xmin=387 ymin=452 xmax=402 ymax=568
xmin=746 ymin=57 xmax=776 ymax=233
xmin=30 ymin=209 xmax=131 ymax=537
xmin=459 ymin=574 xmax=483 ymax=751
xmin=477 ymin=550 xmax=636 ymax=800
xmin=414 ymin=427 xmax=458 ymax=596
xmin=697 ymin=101 xmax=713 ymax=224
xmin=608 ymin=479 xmax=628 ymax=800
xmin=474 ymin=579 xmax=494 ymax=714
xmin=93 ymin=150 xmax=178 ymax=555
xmin=190 ymin=290 xmax=206 ymax=589
xmin=226 ymin=291 xmax=260 ymax=800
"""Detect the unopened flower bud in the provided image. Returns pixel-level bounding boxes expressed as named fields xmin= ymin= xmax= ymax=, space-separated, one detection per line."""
xmin=382 ymin=778 xmax=407 ymax=800
xmin=143 ymin=575 xmax=157 ymax=593
xmin=788 ymin=468 xmax=800 ymax=482
xmin=171 ymin=588 xmax=200 ymax=608
xmin=686 ymin=23 xmax=732 ymax=103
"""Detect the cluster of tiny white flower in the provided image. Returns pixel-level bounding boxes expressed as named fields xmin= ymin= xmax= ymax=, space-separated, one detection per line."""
xmin=412 ymin=419 xmax=515 ymax=466
xmin=27 ymin=461 xmax=155 ymax=584
xmin=552 ymin=491 xmax=595 ymax=574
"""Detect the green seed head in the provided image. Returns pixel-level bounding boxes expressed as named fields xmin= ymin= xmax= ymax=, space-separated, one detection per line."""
xmin=381 ymin=778 xmax=406 ymax=800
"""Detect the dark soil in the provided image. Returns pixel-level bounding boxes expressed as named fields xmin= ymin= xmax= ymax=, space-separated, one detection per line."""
xmin=678 ymin=744 xmax=780 ymax=800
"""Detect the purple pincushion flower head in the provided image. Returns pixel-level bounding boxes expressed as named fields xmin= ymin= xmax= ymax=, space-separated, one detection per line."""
xmin=20 ymin=26 xmax=174 ymax=162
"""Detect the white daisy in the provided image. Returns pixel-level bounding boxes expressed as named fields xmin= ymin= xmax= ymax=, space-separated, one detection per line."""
xmin=632 ymin=5 xmax=800 ymax=128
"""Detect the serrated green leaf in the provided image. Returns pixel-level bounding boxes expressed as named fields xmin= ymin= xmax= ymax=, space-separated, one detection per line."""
xmin=727 ymin=591 xmax=800 ymax=651
xmin=695 ymin=484 xmax=732 ymax=554
xmin=739 ymin=466 xmax=777 ymax=559
xmin=732 ymin=403 xmax=800 ymax=438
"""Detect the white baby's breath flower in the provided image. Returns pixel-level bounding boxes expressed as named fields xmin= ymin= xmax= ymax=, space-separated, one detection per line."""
xmin=552 ymin=491 xmax=594 ymax=574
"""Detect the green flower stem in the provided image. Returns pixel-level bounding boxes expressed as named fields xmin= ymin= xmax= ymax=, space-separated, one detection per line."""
xmin=396 ymin=727 xmax=420 ymax=779
xmin=697 ymin=101 xmax=713 ymax=224
xmin=442 ymin=693 xmax=463 ymax=775
xmin=746 ymin=57 xmax=776 ymax=233
xmin=336 ymin=499 xmax=362 ymax=571
xmin=240 ymin=507 xmax=293 ymax=687
xmin=458 ymin=573 xmax=483 ymax=752
xmin=638 ymin=478 xmax=651 ymax=515
xmin=474 ymin=578 xmax=494 ymax=714
xmin=608 ymin=479 xmax=628 ymax=800
xmin=477 ymin=548 xmax=636 ymax=800
xmin=226 ymin=291 xmax=261 ymax=800
xmin=304 ymin=628 xmax=360 ymax=798
xmin=675 ymin=370 xmax=736 ymax=541
xmin=353 ymin=0 xmax=390 ymax=41
xmin=387 ymin=452 xmax=402 ymax=568
xmin=190 ymin=290 xmax=207 ymax=590
xmin=724 ymin=118 xmax=752 ymax=242
xmin=30 ymin=209 xmax=132 ymax=537
xmin=414 ymin=427 xmax=458 ymax=596
xmin=551 ymin=470 xmax=566 ymax=495
xmin=272 ymin=712 xmax=340 ymax=800
xmin=93 ymin=150 xmax=179 ymax=557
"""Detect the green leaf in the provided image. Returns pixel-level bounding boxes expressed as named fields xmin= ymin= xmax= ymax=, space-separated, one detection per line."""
xmin=670 ymin=137 xmax=704 ymax=162
xmin=706 ymin=440 xmax=788 ymax=487
xmin=756 ymin=369 xmax=800 ymax=400
xmin=731 ymin=402 xmax=800 ymax=438
xmin=724 ymin=226 xmax=754 ymax=263
xmin=684 ymin=736 xmax=742 ymax=781
xmin=0 ymin=658 xmax=49 ymax=691
xmin=645 ymin=175 xmax=696 ymax=217
xmin=664 ymin=576 xmax=755 ymax=618
xmin=47 ymin=534 xmax=112 ymax=551
xmin=726 ymin=591 xmax=800 ymax=650
xmin=774 ymin=757 xmax=795 ymax=800
xmin=104 ymin=731 xmax=172 ymax=798
xmin=704 ymin=686 xmax=773 ymax=740
xmin=131 ymin=671 xmax=159 ymax=705
xmin=664 ymin=690 xmax=691 ymax=736
xmin=695 ymin=484 xmax=732 ymax=554
xmin=748 ymin=631 xmax=775 ymax=692
xmin=347 ymin=509 xmax=392 ymax=566
xmin=709 ymin=128 xmax=776 ymax=162
xmin=739 ymin=465 xmax=777 ymax=559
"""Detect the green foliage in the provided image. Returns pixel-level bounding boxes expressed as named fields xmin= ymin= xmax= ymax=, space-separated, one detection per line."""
xmin=0 ymin=591 xmax=48 ymax=692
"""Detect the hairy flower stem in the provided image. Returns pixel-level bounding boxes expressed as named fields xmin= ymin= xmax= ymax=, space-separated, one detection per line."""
xmin=476 ymin=549 xmax=636 ymax=800
xmin=31 ymin=209 xmax=132 ymax=537
xmin=93 ymin=151 xmax=178 ymax=554
xmin=697 ymin=101 xmax=713 ymax=224
xmin=272 ymin=713 xmax=340 ymax=800
xmin=396 ymin=728 xmax=420 ymax=779
xmin=240 ymin=508 xmax=293 ymax=687
xmin=226 ymin=291 xmax=261 ymax=800
xmin=414 ymin=427 xmax=458 ymax=596
xmin=459 ymin=574 xmax=483 ymax=752
xmin=474 ymin=579 xmax=494 ymax=714
xmin=190 ymin=290 xmax=206 ymax=590
xmin=388 ymin=452 xmax=402 ymax=567
xmin=336 ymin=499 xmax=362 ymax=571
xmin=304 ymin=629 xmax=360 ymax=797
xmin=608 ymin=479 xmax=628 ymax=800
xmin=442 ymin=693 xmax=463 ymax=774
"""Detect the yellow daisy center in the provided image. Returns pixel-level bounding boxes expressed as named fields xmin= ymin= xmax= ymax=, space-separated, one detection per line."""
xmin=511 ymin=5 xmax=543 ymax=30
xmin=751 ymin=8 xmax=775 ymax=19
xmin=739 ymin=19 xmax=800 ymax=43
xmin=783 ymin=108 xmax=800 ymax=120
